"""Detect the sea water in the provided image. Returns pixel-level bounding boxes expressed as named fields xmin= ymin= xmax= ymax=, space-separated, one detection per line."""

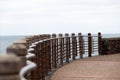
xmin=0 ymin=36 xmax=25 ymax=53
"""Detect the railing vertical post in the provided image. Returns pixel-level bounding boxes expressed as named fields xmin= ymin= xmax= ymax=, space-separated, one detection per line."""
xmin=56 ymin=38 xmax=59 ymax=66
xmin=28 ymin=46 xmax=36 ymax=80
xmin=65 ymin=33 xmax=69 ymax=63
xmin=78 ymin=33 xmax=84 ymax=59
xmin=62 ymin=35 xmax=65 ymax=62
xmin=31 ymin=38 xmax=38 ymax=80
xmin=45 ymin=40 xmax=49 ymax=76
xmin=59 ymin=34 xmax=63 ymax=65
xmin=41 ymin=42 xmax=45 ymax=80
xmin=31 ymin=37 xmax=41 ymax=80
xmin=98 ymin=32 xmax=102 ymax=55
xmin=71 ymin=33 xmax=77 ymax=60
xmin=68 ymin=35 xmax=71 ymax=58
xmin=47 ymin=40 xmax=51 ymax=71
xmin=52 ymin=34 xmax=57 ymax=68
xmin=88 ymin=33 xmax=92 ymax=57
xmin=39 ymin=42 xmax=42 ymax=79
xmin=37 ymin=42 xmax=42 ymax=80
xmin=31 ymin=45 xmax=39 ymax=80
xmin=44 ymin=41 xmax=49 ymax=76
xmin=35 ymin=44 xmax=39 ymax=80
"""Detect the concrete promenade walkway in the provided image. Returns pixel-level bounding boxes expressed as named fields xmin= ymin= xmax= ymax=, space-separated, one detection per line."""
xmin=51 ymin=53 xmax=120 ymax=80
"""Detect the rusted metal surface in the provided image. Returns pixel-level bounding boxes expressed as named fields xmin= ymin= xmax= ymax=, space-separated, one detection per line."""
xmin=101 ymin=37 xmax=120 ymax=55
xmin=88 ymin=33 xmax=92 ymax=57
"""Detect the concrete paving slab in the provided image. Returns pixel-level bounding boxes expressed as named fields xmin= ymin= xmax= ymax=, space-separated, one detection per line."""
xmin=51 ymin=54 xmax=120 ymax=80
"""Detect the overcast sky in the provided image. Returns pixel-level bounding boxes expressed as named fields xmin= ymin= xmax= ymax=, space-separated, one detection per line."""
xmin=0 ymin=0 xmax=120 ymax=35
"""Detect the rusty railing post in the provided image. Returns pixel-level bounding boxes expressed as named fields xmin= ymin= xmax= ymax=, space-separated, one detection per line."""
xmin=30 ymin=44 xmax=39 ymax=80
xmin=41 ymin=41 xmax=45 ymax=80
xmin=36 ymin=42 xmax=42 ymax=79
xmin=27 ymin=39 xmax=36 ymax=80
xmin=65 ymin=33 xmax=69 ymax=63
xmin=47 ymin=39 xmax=52 ymax=71
xmin=68 ymin=35 xmax=71 ymax=58
xmin=44 ymin=41 xmax=49 ymax=76
xmin=52 ymin=34 xmax=57 ymax=68
xmin=88 ymin=33 xmax=92 ymax=57
xmin=56 ymin=37 xmax=59 ymax=66
xmin=78 ymin=33 xmax=84 ymax=59
xmin=62 ymin=35 xmax=65 ymax=62
xmin=59 ymin=34 xmax=63 ymax=65
xmin=71 ymin=33 xmax=77 ymax=60
xmin=98 ymin=32 xmax=102 ymax=55
xmin=39 ymin=42 xmax=44 ymax=80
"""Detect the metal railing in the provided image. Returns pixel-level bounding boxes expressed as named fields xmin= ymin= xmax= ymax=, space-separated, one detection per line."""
xmin=1 ymin=33 xmax=102 ymax=80
xmin=20 ymin=48 xmax=36 ymax=80
xmin=1 ymin=32 xmax=120 ymax=80
xmin=20 ymin=33 xmax=102 ymax=80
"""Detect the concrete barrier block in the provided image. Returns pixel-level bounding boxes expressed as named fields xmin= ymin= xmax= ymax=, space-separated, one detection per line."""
xmin=7 ymin=44 xmax=27 ymax=56
xmin=0 ymin=54 xmax=23 ymax=74
xmin=0 ymin=74 xmax=20 ymax=80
